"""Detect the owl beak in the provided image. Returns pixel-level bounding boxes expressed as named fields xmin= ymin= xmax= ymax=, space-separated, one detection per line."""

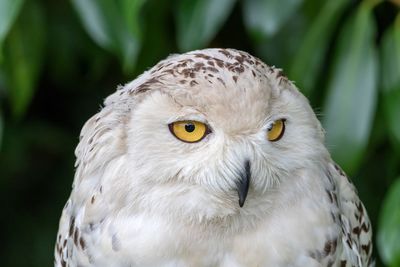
xmin=237 ymin=160 xmax=251 ymax=207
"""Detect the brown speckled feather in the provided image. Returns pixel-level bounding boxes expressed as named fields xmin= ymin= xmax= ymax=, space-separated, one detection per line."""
xmin=330 ymin=163 xmax=373 ymax=266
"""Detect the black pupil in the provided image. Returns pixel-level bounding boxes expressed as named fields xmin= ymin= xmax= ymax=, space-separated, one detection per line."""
xmin=185 ymin=123 xmax=195 ymax=133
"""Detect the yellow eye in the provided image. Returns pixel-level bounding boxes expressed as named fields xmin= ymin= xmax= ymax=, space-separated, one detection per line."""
xmin=169 ymin=121 xmax=209 ymax=143
xmin=267 ymin=119 xmax=286 ymax=142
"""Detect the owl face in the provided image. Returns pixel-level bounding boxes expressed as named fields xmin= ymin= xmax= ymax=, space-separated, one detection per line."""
xmin=101 ymin=49 xmax=328 ymax=218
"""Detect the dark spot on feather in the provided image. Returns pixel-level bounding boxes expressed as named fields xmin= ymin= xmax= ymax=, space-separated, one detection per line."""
xmin=353 ymin=226 xmax=361 ymax=236
xmin=162 ymin=69 xmax=175 ymax=77
xmin=190 ymin=80 xmax=199 ymax=87
xmin=176 ymin=60 xmax=188 ymax=68
xmin=181 ymin=68 xmax=192 ymax=78
xmin=235 ymin=55 xmax=244 ymax=64
xmin=219 ymin=49 xmax=233 ymax=58
xmin=330 ymin=212 xmax=336 ymax=222
xmin=346 ymin=235 xmax=352 ymax=247
xmin=79 ymin=237 xmax=86 ymax=250
xmin=362 ymin=242 xmax=371 ymax=254
xmin=215 ymin=59 xmax=225 ymax=68
xmin=134 ymin=77 xmax=161 ymax=94
xmin=73 ymin=227 xmax=79 ymax=246
xmin=217 ymin=77 xmax=226 ymax=87
xmin=69 ymin=217 xmax=75 ymax=237
xmin=276 ymin=69 xmax=286 ymax=78
xmin=194 ymin=62 xmax=205 ymax=70
xmin=326 ymin=189 xmax=333 ymax=203
xmin=332 ymin=192 xmax=338 ymax=205
xmin=334 ymin=163 xmax=347 ymax=177
xmin=235 ymin=65 xmax=245 ymax=73
xmin=194 ymin=53 xmax=211 ymax=60
xmin=206 ymin=66 xmax=218 ymax=73
xmin=356 ymin=202 xmax=364 ymax=214
xmin=324 ymin=239 xmax=337 ymax=255
xmin=361 ymin=222 xmax=370 ymax=232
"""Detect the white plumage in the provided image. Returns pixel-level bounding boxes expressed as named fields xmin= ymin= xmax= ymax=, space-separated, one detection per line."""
xmin=55 ymin=48 xmax=373 ymax=267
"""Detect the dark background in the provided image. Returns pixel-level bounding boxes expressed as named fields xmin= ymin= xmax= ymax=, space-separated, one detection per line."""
xmin=0 ymin=0 xmax=399 ymax=266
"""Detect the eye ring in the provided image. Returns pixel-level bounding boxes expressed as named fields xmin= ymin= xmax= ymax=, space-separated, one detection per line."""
xmin=168 ymin=120 xmax=211 ymax=143
xmin=267 ymin=119 xmax=286 ymax=142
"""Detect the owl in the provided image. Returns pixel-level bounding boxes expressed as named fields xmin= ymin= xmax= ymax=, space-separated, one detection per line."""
xmin=54 ymin=48 xmax=373 ymax=267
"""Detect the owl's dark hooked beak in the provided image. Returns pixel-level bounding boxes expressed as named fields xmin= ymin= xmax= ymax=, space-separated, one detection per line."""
xmin=237 ymin=160 xmax=251 ymax=208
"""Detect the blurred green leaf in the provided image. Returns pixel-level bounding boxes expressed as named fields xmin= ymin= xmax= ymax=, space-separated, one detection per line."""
xmin=253 ymin=12 xmax=307 ymax=69
xmin=3 ymin=0 xmax=45 ymax=118
xmin=45 ymin=1 xmax=109 ymax=87
xmin=120 ymin=0 xmax=146 ymax=73
xmin=70 ymin=0 xmax=113 ymax=50
xmin=378 ymin=178 xmax=400 ymax=267
xmin=0 ymin=0 xmax=24 ymax=61
xmin=0 ymin=108 xmax=3 ymax=149
xmin=176 ymin=0 xmax=236 ymax=52
xmin=322 ymin=2 xmax=378 ymax=175
xmin=381 ymin=14 xmax=400 ymax=152
xmin=289 ymin=0 xmax=349 ymax=96
xmin=301 ymin=0 xmax=325 ymax=20
xmin=135 ymin=0 xmax=173 ymax=74
xmin=243 ymin=0 xmax=303 ymax=39
xmin=71 ymin=0 xmax=145 ymax=73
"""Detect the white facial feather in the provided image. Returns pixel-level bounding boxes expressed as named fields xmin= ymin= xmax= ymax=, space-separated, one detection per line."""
xmin=55 ymin=48 xmax=373 ymax=267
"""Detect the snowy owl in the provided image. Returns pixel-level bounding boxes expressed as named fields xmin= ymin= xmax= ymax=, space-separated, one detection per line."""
xmin=55 ymin=48 xmax=373 ymax=267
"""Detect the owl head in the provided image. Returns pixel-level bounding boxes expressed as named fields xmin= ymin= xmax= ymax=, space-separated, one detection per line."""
xmin=74 ymin=49 xmax=328 ymax=222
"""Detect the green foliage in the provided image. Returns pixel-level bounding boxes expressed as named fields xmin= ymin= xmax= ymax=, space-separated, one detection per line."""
xmin=176 ymin=0 xmax=236 ymax=52
xmin=322 ymin=1 xmax=378 ymax=175
xmin=288 ymin=0 xmax=349 ymax=96
xmin=381 ymin=14 xmax=400 ymax=153
xmin=0 ymin=0 xmax=24 ymax=60
xmin=70 ymin=0 xmax=145 ymax=73
xmin=243 ymin=0 xmax=303 ymax=38
xmin=0 ymin=108 xmax=3 ymax=149
xmin=378 ymin=178 xmax=400 ymax=267
xmin=2 ymin=0 xmax=45 ymax=118
xmin=0 ymin=0 xmax=399 ymax=266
